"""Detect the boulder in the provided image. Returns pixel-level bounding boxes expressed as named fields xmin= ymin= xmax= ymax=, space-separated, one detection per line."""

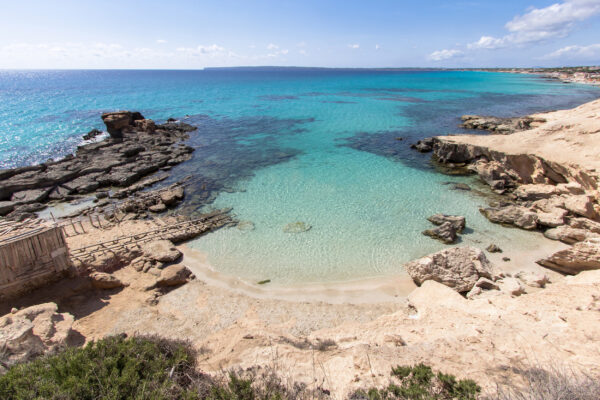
xmin=537 ymin=238 xmax=600 ymax=274
xmin=101 ymin=111 xmax=145 ymax=139
xmin=514 ymin=184 xmax=561 ymax=201
xmin=536 ymin=208 xmax=568 ymax=228
xmin=427 ymin=214 xmax=466 ymax=232
xmin=404 ymin=247 xmax=496 ymax=293
xmin=486 ymin=244 xmax=503 ymax=253
xmin=0 ymin=303 xmax=74 ymax=372
xmin=500 ymin=277 xmax=526 ymax=296
xmin=422 ymin=221 xmax=458 ymax=244
xmin=567 ymin=217 xmax=600 ymax=234
xmin=564 ymin=195 xmax=598 ymax=220
xmin=148 ymin=202 xmax=167 ymax=213
xmin=89 ymin=272 xmax=125 ymax=289
xmin=480 ymin=205 xmax=538 ymax=230
xmin=475 ymin=277 xmax=500 ymax=290
xmin=410 ymin=137 xmax=434 ymax=153
xmin=543 ymin=225 xmax=600 ymax=244
xmin=515 ymin=271 xmax=550 ymax=288
xmin=156 ymin=264 xmax=192 ymax=287
xmin=160 ymin=186 xmax=184 ymax=206
xmin=142 ymin=240 xmax=182 ymax=263
xmin=0 ymin=201 xmax=15 ymax=216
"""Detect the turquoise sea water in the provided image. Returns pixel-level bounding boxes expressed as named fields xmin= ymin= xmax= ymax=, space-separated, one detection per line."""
xmin=1 ymin=70 xmax=599 ymax=283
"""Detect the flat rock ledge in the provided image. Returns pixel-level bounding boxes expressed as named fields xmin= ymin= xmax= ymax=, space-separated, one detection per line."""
xmin=0 ymin=111 xmax=196 ymax=219
xmin=460 ymin=115 xmax=545 ymax=134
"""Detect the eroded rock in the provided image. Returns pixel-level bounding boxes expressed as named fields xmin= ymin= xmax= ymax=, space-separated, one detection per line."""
xmin=404 ymin=247 xmax=496 ymax=293
xmin=537 ymin=238 xmax=600 ymax=274
xmin=427 ymin=214 xmax=466 ymax=232
xmin=142 ymin=240 xmax=182 ymax=263
xmin=89 ymin=272 xmax=125 ymax=289
xmin=156 ymin=264 xmax=192 ymax=287
xmin=422 ymin=221 xmax=458 ymax=244
xmin=480 ymin=205 xmax=538 ymax=230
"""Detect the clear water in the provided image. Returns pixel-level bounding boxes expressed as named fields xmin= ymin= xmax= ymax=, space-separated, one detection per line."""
xmin=1 ymin=70 xmax=599 ymax=284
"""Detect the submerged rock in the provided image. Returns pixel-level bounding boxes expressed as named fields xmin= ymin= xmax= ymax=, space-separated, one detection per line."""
xmin=404 ymin=246 xmax=496 ymax=293
xmin=283 ymin=221 xmax=312 ymax=233
xmin=237 ymin=221 xmax=256 ymax=232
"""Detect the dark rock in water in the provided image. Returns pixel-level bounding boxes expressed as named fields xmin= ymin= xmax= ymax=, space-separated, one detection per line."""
xmin=451 ymin=183 xmax=471 ymax=191
xmin=395 ymin=137 xmax=404 ymax=141
xmin=486 ymin=244 xmax=503 ymax=253
xmin=101 ymin=111 xmax=145 ymax=139
xmin=410 ymin=137 xmax=434 ymax=153
xmin=422 ymin=221 xmax=458 ymax=244
xmin=83 ymin=128 xmax=103 ymax=141
xmin=427 ymin=214 xmax=466 ymax=232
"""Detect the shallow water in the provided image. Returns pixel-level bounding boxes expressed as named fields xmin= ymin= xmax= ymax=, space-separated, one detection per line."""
xmin=1 ymin=69 xmax=599 ymax=284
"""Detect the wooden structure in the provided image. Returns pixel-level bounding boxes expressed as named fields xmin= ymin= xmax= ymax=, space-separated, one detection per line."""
xmin=0 ymin=220 xmax=71 ymax=300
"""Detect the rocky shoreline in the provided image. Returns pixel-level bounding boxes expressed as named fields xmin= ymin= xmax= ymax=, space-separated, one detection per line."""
xmin=0 ymin=111 xmax=195 ymax=220
xmin=412 ymin=99 xmax=600 ymax=276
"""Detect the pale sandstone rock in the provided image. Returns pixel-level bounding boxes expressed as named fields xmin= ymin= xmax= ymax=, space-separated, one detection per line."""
xmin=475 ymin=277 xmax=500 ymax=290
xmin=422 ymin=221 xmax=458 ymax=244
xmin=532 ymin=197 xmax=566 ymax=213
xmin=148 ymin=202 xmax=167 ymax=213
xmin=514 ymin=184 xmax=562 ymax=200
xmin=515 ymin=271 xmax=550 ymax=288
xmin=160 ymin=186 xmax=184 ymax=206
xmin=564 ymin=195 xmax=599 ymax=220
xmin=537 ymin=238 xmax=600 ymax=274
xmin=567 ymin=217 xmax=600 ymax=233
xmin=543 ymin=225 xmax=600 ymax=244
xmin=89 ymin=272 xmax=125 ymax=289
xmin=404 ymin=247 xmax=496 ymax=293
xmin=426 ymin=214 xmax=466 ymax=232
xmin=500 ymin=277 xmax=526 ymax=296
xmin=142 ymin=240 xmax=182 ymax=263
xmin=557 ymin=182 xmax=585 ymax=195
xmin=565 ymin=269 xmax=600 ymax=285
xmin=536 ymin=207 xmax=568 ymax=227
xmin=0 ymin=303 xmax=74 ymax=372
xmin=480 ymin=205 xmax=538 ymax=230
xmin=156 ymin=264 xmax=191 ymax=287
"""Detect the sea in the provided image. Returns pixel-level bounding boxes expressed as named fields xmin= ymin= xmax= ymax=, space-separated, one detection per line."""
xmin=1 ymin=69 xmax=599 ymax=284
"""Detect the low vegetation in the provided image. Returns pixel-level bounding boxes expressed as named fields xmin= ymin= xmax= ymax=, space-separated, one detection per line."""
xmin=1 ymin=334 xmax=597 ymax=399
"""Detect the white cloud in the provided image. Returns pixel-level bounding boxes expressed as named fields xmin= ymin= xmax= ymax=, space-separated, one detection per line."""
xmin=544 ymin=42 xmax=600 ymax=58
xmin=428 ymin=49 xmax=463 ymax=61
xmin=156 ymin=39 xmax=167 ymax=44
xmin=375 ymin=44 xmax=381 ymax=50
xmin=176 ymin=44 xmax=227 ymax=56
xmin=267 ymin=43 xmax=279 ymax=50
xmin=469 ymin=0 xmax=600 ymax=49
xmin=348 ymin=44 xmax=360 ymax=49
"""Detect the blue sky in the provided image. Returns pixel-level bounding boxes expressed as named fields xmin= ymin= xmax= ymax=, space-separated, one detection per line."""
xmin=1 ymin=0 xmax=599 ymax=68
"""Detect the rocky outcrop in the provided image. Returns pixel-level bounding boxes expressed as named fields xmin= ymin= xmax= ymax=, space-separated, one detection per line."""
xmin=142 ymin=240 xmax=182 ymax=263
xmin=410 ymin=137 xmax=434 ymax=153
xmin=479 ymin=205 xmax=538 ymax=230
xmin=422 ymin=222 xmax=458 ymax=244
xmin=156 ymin=264 xmax=192 ymax=287
xmin=404 ymin=247 xmax=497 ymax=293
xmin=543 ymin=225 xmax=600 ymax=244
xmin=460 ymin=115 xmax=544 ymax=134
xmin=0 ymin=303 xmax=74 ymax=372
xmin=0 ymin=111 xmax=196 ymax=217
xmin=89 ymin=272 xmax=126 ymax=289
xmin=537 ymin=238 xmax=600 ymax=274
xmin=427 ymin=214 xmax=466 ymax=232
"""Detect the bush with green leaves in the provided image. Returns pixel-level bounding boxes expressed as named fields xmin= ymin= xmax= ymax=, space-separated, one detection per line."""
xmin=350 ymin=363 xmax=480 ymax=400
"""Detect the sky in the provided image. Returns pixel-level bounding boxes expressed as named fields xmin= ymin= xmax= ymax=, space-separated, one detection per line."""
xmin=0 ymin=0 xmax=599 ymax=69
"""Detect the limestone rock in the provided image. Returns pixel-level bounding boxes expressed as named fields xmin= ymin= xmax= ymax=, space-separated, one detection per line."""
xmin=536 ymin=208 xmax=568 ymax=228
xmin=480 ymin=205 xmax=538 ymax=230
xmin=0 ymin=303 xmax=74 ymax=372
xmin=156 ymin=264 xmax=192 ymax=287
xmin=486 ymin=244 xmax=503 ymax=253
xmin=515 ymin=271 xmax=550 ymax=288
xmin=404 ymin=247 xmax=496 ymax=293
xmin=427 ymin=214 xmax=466 ymax=232
xmin=148 ymin=202 xmax=167 ymax=213
xmin=514 ymin=184 xmax=562 ymax=201
xmin=567 ymin=217 xmax=600 ymax=233
xmin=564 ymin=195 xmax=598 ymax=220
xmin=142 ymin=240 xmax=182 ymax=263
xmin=410 ymin=137 xmax=435 ymax=153
xmin=470 ymin=160 xmax=512 ymax=190
xmin=160 ymin=186 xmax=184 ymax=206
xmin=543 ymin=225 xmax=600 ymax=244
xmin=475 ymin=277 xmax=500 ymax=290
xmin=101 ymin=111 xmax=145 ymax=138
xmin=89 ymin=272 xmax=125 ymax=289
xmin=537 ymin=238 xmax=600 ymax=274
xmin=500 ymin=277 xmax=526 ymax=296
xmin=422 ymin=221 xmax=458 ymax=244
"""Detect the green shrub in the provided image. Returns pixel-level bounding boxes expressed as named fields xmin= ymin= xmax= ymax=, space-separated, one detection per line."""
xmin=351 ymin=364 xmax=480 ymax=400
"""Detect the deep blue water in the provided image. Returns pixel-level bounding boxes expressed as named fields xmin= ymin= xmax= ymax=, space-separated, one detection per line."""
xmin=1 ymin=69 xmax=599 ymax=283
